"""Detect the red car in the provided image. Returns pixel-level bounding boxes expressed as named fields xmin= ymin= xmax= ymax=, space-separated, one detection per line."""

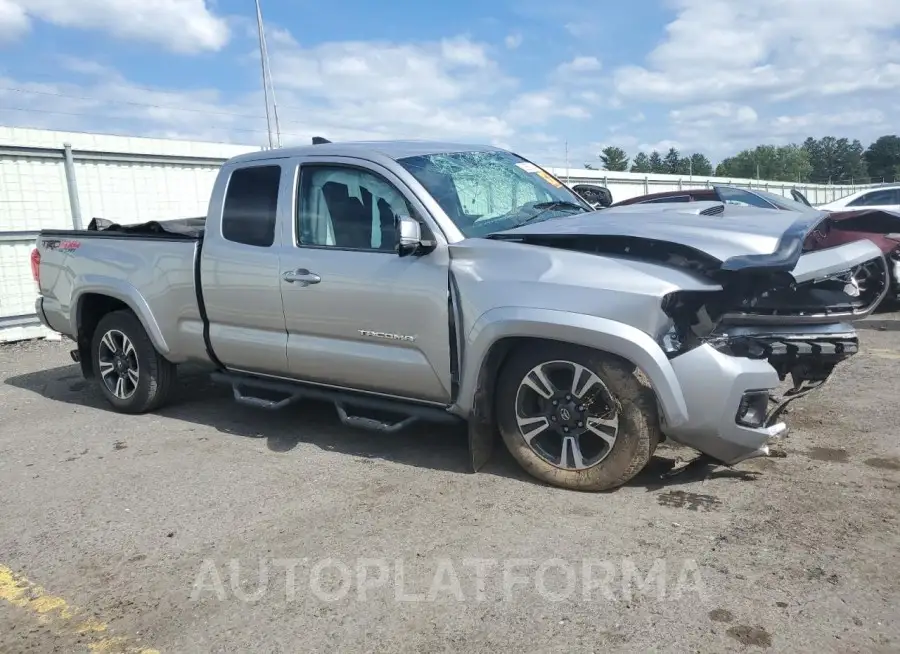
xmin=599 ymin=184 xmax=900 ymax=301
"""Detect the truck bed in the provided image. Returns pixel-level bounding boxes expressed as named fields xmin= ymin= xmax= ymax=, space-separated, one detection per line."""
xmin=35 ymin=221 xmax=210 ymax=365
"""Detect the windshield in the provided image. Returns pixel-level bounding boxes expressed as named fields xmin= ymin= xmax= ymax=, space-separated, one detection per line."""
xmin=715 ymin=186 xmax=819 ymax=214
xmin=396 ymin=149 xmax=589 ymax=237
xmin=747 ymin=188 xmax=821 ymax=214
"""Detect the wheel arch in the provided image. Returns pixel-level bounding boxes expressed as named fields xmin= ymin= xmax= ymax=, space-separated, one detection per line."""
xmin=456 ymin=307 xmax=690 ymax=430
xmin=73 ymin=283 xmax=170 ymax=377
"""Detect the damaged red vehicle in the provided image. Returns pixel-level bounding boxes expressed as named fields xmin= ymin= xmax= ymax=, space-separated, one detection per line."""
xmin=604 ymin=185 xmax=900 ymax=301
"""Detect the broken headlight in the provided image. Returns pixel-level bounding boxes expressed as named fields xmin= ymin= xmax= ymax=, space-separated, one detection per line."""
xmin=658 ymin=290 xmax=722 ymax=358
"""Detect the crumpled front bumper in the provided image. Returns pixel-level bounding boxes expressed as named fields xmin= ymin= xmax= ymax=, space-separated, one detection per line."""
xmin=660 ymin=343 xmax=790 ymax=464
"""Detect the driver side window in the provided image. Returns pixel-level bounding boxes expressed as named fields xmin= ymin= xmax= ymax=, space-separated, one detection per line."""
xmin=297 ymin=165 xmax=414 ymax=251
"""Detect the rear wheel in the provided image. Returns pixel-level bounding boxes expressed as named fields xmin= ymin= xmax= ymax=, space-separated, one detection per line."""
xmin=91 ymin=310 xmax=176 ymax=413
xmin=495 ymin=343 xmax=660 ymax=491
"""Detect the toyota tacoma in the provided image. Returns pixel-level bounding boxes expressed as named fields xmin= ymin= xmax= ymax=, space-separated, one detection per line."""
xmin=30 ymin=140 xmax=888 ymax=491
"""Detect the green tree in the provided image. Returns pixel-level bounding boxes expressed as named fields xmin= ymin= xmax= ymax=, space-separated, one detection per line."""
xmin=663 ymin=147 xmax=682 ymax=174
xmin=599 ymin=146 xmax=629 ymax=171
xmin=864 ymin=135 xmax=900 ymax=182
xmin=714 ymin=144 xmax=811 ymax=182
xmin=630 ymin=151 xmax=651 ymax=173
xmin=843 ymin=139 xmax=869 ymax=182
xmin=648 ymin=150 xmax=664 ymax=173
xmin=688 ymin=153 xmax=713 ymax=176
xmin=803 ymin=136 xmax=869 ymax=183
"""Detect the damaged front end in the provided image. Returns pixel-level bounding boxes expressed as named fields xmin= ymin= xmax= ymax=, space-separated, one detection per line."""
xmin=655 ymin=239 xmax=886 ymax=463
xmin=491 ymin=208 xmax=888 ymax=464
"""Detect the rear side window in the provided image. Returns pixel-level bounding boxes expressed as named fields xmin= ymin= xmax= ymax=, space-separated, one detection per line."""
xmin=716 ymin=187 xmax=777 ymax=209
xmin=847 ymin=189 xmax=900 ymax=207
xmin=222 ymin=165 xmax=282 ymax=247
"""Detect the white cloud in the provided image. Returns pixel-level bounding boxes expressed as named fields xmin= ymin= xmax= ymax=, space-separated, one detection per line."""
xmin=0 ymin=71 xmax=259 ymax=143
xmin=614 ymin=0 xmax=900 ymax=103
xmin=556 ymin=56 xmax=601 ymax=75
xmin=770 ymin=109 xmax=887 ymax=135
xmin=264 ymin=35 xmax=517 ymax=143
xmin=564 ymin=22 xmax=597 ymax=39
xmin=7 ymin=2 xmax=896 ymax=169
xmin=440 ymin=36 xmax=490 ymax=67
xmin=504 ymin=32 xmax=522 ymax=49
xmin=638 ymin=139 xmax=683 ymax=154
xmin=0 ymin=0 xmax=229 ymax=52
xmin=1 ymin=29 xmax=608 ymax=154
xmin=504 ymin=90 xmax=591 ymax=126
xmin=670 ymin=102 xmax=759 ymax=129
xmin=0 ymin=0 xmax=27 ymax=42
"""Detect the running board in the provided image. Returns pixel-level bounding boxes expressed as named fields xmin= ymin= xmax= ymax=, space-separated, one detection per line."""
xmin=210 ymin=372 xmax=460 ymax=434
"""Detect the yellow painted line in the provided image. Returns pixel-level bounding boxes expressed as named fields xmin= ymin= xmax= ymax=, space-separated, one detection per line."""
xmin=867 ymin=348 xmax=900 ymax=360
xmin=0 ymin=564 xmax=160 ymax=653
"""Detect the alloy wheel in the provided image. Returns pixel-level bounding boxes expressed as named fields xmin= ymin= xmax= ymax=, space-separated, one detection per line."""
xmin=97 ymin=329 xmax=140 ymax=400
xmin=514 ymin=360 xmax=620 ymax=470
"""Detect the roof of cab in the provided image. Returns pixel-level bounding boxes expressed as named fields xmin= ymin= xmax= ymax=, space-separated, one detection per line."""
xmin=227 ymin=140 xmax=505 ymax=165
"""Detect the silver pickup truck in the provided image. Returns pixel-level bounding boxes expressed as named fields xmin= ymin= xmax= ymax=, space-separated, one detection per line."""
xmin=31 ymin=140 xmax=888 ymax=491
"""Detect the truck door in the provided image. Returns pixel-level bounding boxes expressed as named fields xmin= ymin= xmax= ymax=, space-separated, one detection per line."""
xmin=199 ymin=161 xmax=290 ymax=375
xmin=278 ymin=157 xmax=453 ymax=403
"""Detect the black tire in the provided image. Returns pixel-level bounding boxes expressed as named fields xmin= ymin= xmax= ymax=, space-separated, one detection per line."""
xmin=495 ymin=342 xmax=660 ymax=491
xmin=91 ymin=310 xmax=176 ymax=414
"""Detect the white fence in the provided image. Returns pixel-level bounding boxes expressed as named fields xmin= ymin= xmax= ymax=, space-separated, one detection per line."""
xmin=0 ymin=126 xmax=879 ymax=342
xmin=544 ymin=167 xmax=867 ymax=206
xmin=0 ymin=126 xmax=259 ymax=342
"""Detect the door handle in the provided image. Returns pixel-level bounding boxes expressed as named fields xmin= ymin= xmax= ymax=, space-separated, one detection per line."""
xmin=282 ymin=269 xmax=321 ymax=286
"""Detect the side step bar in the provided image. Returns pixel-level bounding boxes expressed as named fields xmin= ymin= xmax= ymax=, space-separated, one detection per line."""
xmin=210 ymin=371 xmax=461 ymax=434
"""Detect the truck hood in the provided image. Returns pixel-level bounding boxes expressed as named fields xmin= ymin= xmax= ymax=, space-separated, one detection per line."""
xmin=485 ymin=201 xmax=889 ymax=324
xmin=488 ymin=202 xmax=827 ymax=273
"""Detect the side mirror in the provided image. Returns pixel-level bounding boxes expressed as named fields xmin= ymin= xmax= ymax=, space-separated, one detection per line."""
xmin=396 ymin=215 xmax=423 ymax=257
xmin=572 ymin=184 xmax=613 ymax=209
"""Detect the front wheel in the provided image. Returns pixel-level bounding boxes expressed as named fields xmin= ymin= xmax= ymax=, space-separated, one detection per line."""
xmin=495 ymin=343 xmax=661 ymax=491
xmin=91 ymin=310 xmax=176 ymax=413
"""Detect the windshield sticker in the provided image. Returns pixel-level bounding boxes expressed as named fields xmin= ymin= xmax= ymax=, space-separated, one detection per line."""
xmin=515 ymin=162 xmax=540 ymax=173
xmin=536 ymin=169 xmax=563 ymax=188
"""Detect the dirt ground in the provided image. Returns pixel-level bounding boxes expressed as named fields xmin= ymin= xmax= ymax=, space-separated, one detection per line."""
xmin=0 ymin=323 xmax=898 ymax=653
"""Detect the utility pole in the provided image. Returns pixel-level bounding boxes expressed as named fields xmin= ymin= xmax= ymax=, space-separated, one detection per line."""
xmin=565 ymin=140 xmax=570 ymax=183
xmin=255 ymin=0 xmax=281 ymax=148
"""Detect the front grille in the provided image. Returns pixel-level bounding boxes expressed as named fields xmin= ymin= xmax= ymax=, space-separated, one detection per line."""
xmin=711 ymin=332 xmax=859 ymax=382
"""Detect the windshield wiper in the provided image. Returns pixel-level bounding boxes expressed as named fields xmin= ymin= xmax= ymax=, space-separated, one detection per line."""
xmin=519 ymin=200 xmax=587 ymax=225
xmin=532 ymin=200 xmax=586 ymax=211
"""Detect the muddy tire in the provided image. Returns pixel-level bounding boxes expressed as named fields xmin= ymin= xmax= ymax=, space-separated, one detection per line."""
xmin=495 ymin=342 xmax=661 ymax=491
xmin=91 ymin=310 xmax=176 ymax=414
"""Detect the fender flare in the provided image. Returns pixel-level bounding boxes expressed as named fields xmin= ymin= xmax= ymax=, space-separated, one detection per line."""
xmin=456 ymin=306 xmax=690 ymax=429
xmin=71 ymin=276 xmax=170 ymax=356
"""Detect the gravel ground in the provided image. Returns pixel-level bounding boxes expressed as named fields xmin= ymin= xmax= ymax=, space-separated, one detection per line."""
xmin=0 ymin=326 xmax=898 ymax=653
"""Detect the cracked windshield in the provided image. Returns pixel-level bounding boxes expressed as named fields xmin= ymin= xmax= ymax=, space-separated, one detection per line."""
xmin=397 ymin=150 xmax=589 ymax=237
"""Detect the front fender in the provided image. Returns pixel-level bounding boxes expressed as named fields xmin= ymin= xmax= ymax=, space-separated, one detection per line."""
xmin=72 ymin=275 xmax=170 ymax=355
xmin=456 ymin=306 xmax=690 ymax=428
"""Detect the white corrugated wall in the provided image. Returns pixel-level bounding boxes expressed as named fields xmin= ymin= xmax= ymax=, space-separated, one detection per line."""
xmin=0 ymin=126 xmax=260 ymax=342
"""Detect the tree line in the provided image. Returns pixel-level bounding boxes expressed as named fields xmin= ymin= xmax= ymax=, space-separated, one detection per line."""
xmin=589 ymin=135 xmax=900 ymax=184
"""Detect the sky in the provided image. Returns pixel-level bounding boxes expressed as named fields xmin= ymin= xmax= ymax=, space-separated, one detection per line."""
xmin=0 ymin=0 xmax=898 ymax=168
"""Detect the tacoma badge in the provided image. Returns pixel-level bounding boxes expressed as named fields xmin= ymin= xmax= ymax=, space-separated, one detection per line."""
xmin=358 ymin=329 xmax=417 ymax=342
